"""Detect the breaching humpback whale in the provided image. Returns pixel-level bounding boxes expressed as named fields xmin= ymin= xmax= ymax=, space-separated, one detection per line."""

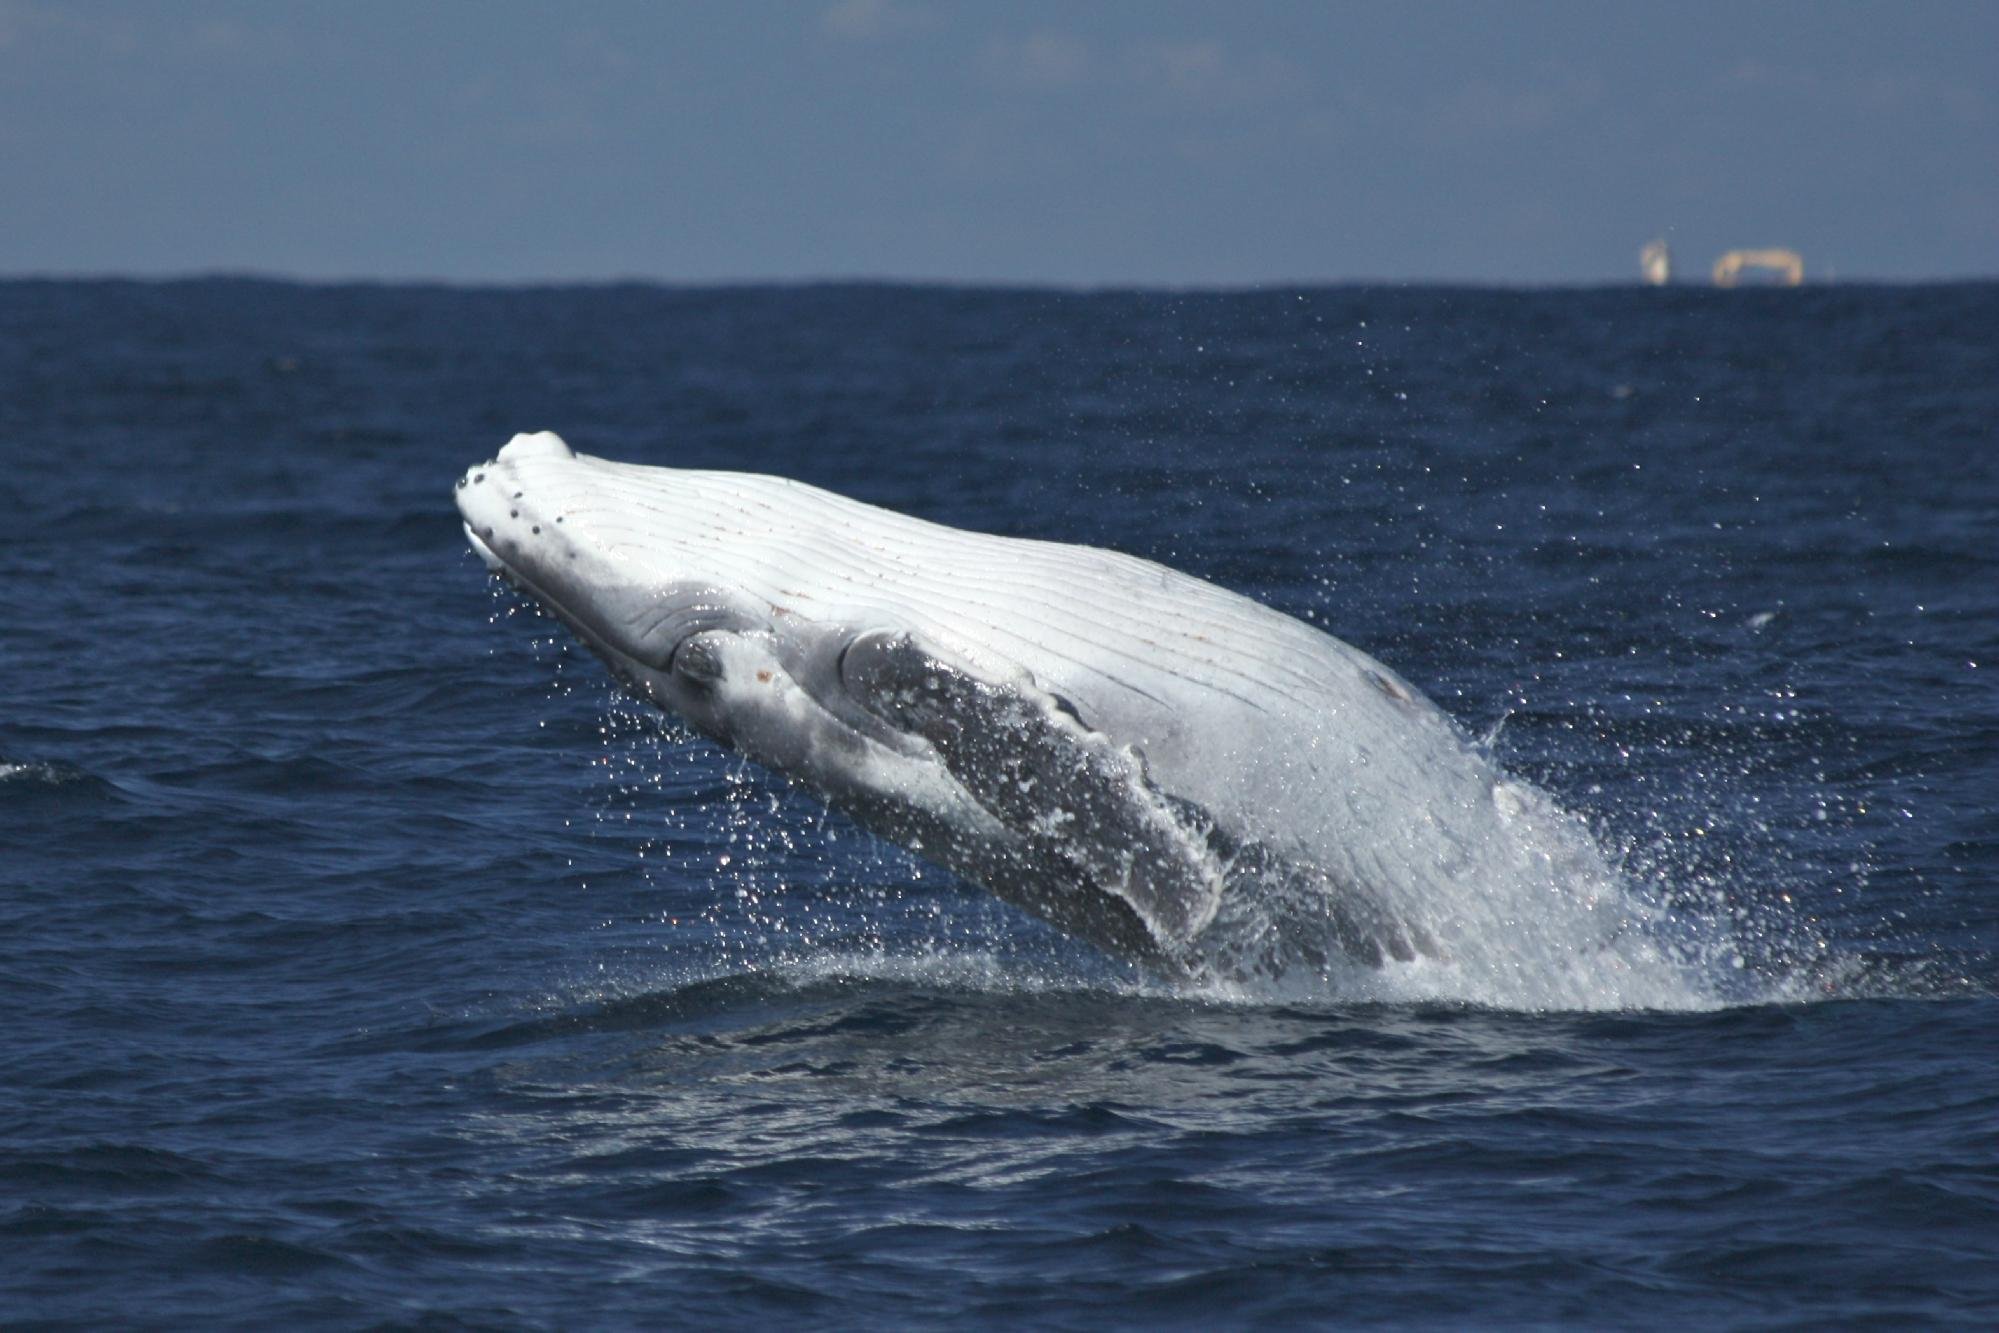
xmin=457 ymin=431 xmax=1627 ymax=982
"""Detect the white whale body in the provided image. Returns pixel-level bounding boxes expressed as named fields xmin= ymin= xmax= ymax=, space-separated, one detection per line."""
xmin=457 ymin=431 xmax=1666 ymax=998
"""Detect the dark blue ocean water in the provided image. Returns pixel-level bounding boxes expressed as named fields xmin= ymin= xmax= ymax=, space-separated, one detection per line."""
xmin=2 ymin=279 xmax=1995 ymax=1326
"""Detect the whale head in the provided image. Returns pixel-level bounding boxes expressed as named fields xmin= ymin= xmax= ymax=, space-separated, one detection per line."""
xmin=454 ymin=431 xmax=779 ymax=710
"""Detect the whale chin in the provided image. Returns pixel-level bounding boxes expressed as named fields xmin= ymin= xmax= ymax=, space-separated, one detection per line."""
xmin=458 ymin=431 xmax=1628 ymax=983
xmin=462 ymin=523 xmax=504 ymax=573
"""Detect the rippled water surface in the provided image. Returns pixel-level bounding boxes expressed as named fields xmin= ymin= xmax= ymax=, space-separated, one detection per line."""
xmin=3 ymin=280 xmax=1995 ymax=1325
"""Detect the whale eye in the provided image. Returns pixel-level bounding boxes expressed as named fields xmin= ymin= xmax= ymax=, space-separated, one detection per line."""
xmin=670 ymin=633 xmax=727 ymax=685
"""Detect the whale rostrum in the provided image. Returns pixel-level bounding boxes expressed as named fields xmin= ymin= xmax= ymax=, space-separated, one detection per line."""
xmin=457 ymin=431 xmax=1628 ymax=982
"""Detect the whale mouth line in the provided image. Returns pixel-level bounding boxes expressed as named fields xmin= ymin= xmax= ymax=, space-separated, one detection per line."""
xmin=462 ymin=521 xmax=506 ymax=573
xmin=463 ymin=519 xmax=650 ymax=687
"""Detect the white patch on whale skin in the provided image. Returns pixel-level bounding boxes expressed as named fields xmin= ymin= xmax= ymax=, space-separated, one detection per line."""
xmin=457 ymin=431 xmax=1712 ymax=1010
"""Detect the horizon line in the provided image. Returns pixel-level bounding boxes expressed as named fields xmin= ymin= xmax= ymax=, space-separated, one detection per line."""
xmin=5 ymin=267 xmax=1995 ymax=294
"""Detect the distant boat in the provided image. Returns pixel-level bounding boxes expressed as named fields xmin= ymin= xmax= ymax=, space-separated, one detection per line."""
xmin=1640 ymin=239 xmax=1672 ymax=286
xmin=1713 ymin=248 xmax=1803 ymax=287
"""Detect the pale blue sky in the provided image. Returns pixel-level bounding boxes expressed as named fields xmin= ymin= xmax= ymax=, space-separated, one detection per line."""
xmin=3 ymin=0 xmax=1993 ymax=284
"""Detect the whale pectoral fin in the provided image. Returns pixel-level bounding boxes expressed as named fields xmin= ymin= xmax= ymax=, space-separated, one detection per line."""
xmin=838 ymin=630 xmax=1222 ymax=950
xmin=835 ymin=631 xmax=1435 ymax=973
xmin=834 ymin=629 xmax=968 ymax=737
xmin=1189 ymin=828 xmax=1442 ymax=976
